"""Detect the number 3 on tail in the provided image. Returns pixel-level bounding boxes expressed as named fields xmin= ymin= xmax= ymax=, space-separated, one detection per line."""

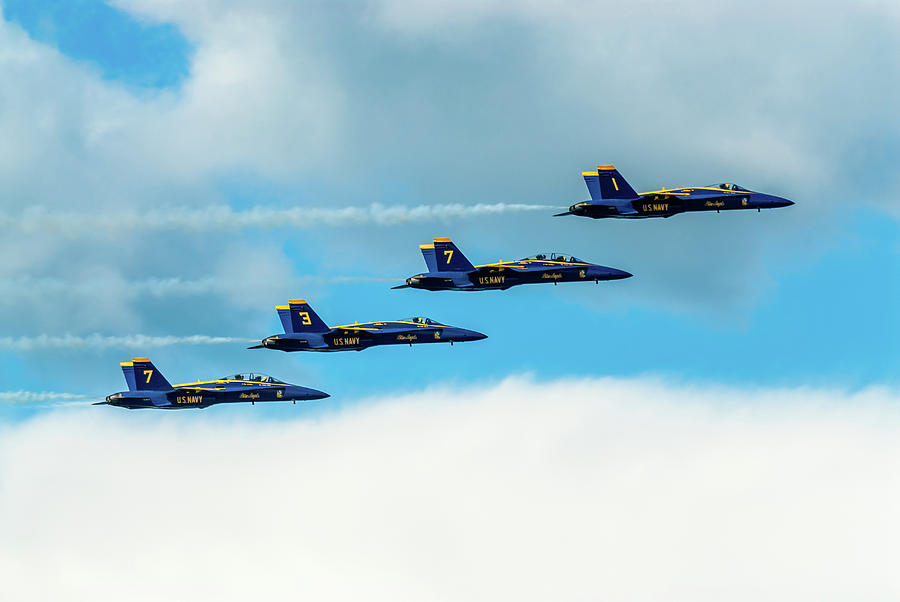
xmin=298 ymin=312 xmax=312 ymax=325
xmin=444 ymin=250 xmax=454 ymax=264
xmin=143 ymin=369 xmax=153 ymax=384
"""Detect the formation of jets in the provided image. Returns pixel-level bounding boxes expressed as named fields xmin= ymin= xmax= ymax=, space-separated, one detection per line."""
xmin=98 ymin=164 xmax=793 ymax=409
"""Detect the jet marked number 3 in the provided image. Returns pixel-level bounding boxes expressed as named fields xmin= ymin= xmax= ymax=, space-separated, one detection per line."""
xmin=444 ymin=250 xmax=454 ymax=264
xmin=298 ymin=312 xmax=312 ymax=326
xmin=143 ymin=369 xmax=153 ymax=384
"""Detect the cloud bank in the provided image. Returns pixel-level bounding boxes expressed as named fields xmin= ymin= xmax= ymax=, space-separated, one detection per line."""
xmin=1 ymin=376 xmax=897 ymax=601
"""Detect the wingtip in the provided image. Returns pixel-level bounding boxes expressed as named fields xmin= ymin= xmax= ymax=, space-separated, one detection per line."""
xmin=390 ymin=284 xmax=410 ymax=290
xmin=553 ymin=212 xmax=572 ymax=217
xmin=247 ymin=344 xmax=265 ymax=349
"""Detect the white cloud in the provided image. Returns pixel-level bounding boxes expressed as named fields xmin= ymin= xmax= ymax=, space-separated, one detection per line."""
xmin=0 ymin=376 xmax=897 ymax=601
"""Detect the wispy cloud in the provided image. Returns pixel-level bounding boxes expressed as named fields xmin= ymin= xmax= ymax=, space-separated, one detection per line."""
xmin=0 ymin=203 xmax=553 ymax=236
xmin=0 ymin=333 xmax=249 ymax=351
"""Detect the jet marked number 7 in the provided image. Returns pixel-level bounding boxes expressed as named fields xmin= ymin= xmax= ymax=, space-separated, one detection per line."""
xmin=298 ymin=311 xmax=312 ymax=326
xmin=143 ymin=369 xmax=153 ymax=384
xmin=444 ymin=250 xmax=454 ymax=264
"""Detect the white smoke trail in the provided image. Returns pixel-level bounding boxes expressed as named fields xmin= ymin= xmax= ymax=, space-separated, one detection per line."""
xmin=0 ymin=391 xmax=91 ymax=403
xmin=0 ymin=202 xmax=553 ymax=235
xmin=0 ymin=334 xmax=250 ymax=351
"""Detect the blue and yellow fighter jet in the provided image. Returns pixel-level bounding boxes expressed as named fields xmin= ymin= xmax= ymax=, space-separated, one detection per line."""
xmin=393 ymin=237 xmax=632 ymax=291
xmin=95 ymin=357 xmax=329 ymax=409
xmin=250 ymin=299 xmax=487 ymax=351
xmin=555 ymin=164 xmax=794 ymax=219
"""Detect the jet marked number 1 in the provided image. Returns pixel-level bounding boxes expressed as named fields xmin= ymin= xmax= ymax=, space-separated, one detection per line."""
xmin=143 ymin=369 xmax=153 ymax=384
xmin=444 ymin=250 xmax=454 ymax=264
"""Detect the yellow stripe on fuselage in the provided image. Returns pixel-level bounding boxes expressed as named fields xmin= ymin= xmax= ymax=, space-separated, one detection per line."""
xmin=639 ymin=186 xmax=746 ymax=196
xmin=336 ymin=320 xmax=436 ymax=330
xmin=172 ymin=379 xmax=283 ymax=388
xmin=475 ymin=260 xmax=590 ymax=269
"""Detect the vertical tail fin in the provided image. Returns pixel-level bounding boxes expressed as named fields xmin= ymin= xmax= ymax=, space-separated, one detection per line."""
xmin=582 ymin=171 xmax=603 ymax=200
xmin=420 ymin=244 xmax=439 ymax=272
xmin=431 ymin=237 xmax=475 ymax=272
xmin=590 ymin=165 xmax=639 ymax=200
xmin=121 ymin=358 xmax=171 ymax=391
xmin=277 ymin=299 xmax=330 ymax=334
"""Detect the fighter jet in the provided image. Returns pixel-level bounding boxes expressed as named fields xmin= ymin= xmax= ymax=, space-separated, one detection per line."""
xmin=555 ymin=164 xmax=794 ymax=219
xmin=393 ymin=237 xmax=632 ymax=291
xmin=95 ymin=357 xmax=329 ymax=409
xmin=250 ymin=299 xmax=487 ymax=351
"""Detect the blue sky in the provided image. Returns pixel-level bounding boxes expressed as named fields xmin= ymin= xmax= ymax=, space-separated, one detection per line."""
xmin=0 ymin=0 xmax=897 ymax=421
xmin=1 ymin=4 xmax=899 ymax=599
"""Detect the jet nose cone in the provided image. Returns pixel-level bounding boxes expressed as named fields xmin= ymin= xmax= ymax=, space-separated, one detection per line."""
xmin=290 ymin=386 xmax=330 ymax=401
xmin=759 ymin=194 xmax=794 ymax=208
xmin=591 ymin=266 xmax=632 ymax=280
xmin=456 ymin=328 xmax=488 ymax=341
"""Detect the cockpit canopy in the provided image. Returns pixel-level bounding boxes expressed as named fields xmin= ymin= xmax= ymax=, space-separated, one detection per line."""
xmin=523 ymin=253 xmax=584 ymax=263
xmin=712 ymin=183 xmax=749 ymax=191
xmin=405 ymin=317 xmax=444 ymax=326
xmin=221 ymin=373 xmax=285 ymax=384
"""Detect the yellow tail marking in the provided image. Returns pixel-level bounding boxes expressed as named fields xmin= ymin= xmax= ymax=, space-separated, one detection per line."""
xmin=444 ymin=250 xmax=454 ymax=264
xmin=143 ymin=369 xmax=153 ymax=384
